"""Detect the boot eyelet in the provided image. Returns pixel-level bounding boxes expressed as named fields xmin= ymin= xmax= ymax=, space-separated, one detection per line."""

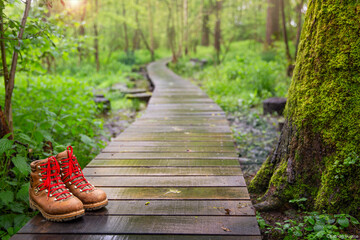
xmin=39 ymin=179 xmax=43 ymax=182
xmin=69 ymin=182 xmax=71 ymax=184
xmin=38 ymin=173 xmax=41 ymax=176
xmin=50 ymin=194 xmax=53 ymax=197
xmin=79 ymin=189 xmax=82 ymax=192
xmin=37 ymin=166 xmax=41 ymax=170
xmin=45 ymin=189 xmax=48 ymax=193
xmin=74 ymin=186 xmax=77 ymax=189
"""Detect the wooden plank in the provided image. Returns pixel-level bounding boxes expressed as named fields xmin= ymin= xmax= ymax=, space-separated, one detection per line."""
xmin=102 ymin=187 xmax=249 ymax=200
xmin=107 ymin=141 xmax=235 ymax=147
xmin=83 ymin=167 xmax=243 ymax=176
xmin=19 ymin=215 xmax=260 ymax=235
xmin=101 ymin=146 xmax=236 ymax=153
xmin=114 ymin=137 xmax=234 ymax=142
xmin=95 ymin=152 xmax=238 ymax=160
xmin=87 ymin=176 xmax=246 ymax=187
xmin=88 ymin=159 xmax=240 ymax=167
xmin=11 ymin=234 xmax=262 ymax=240
xmin=86 ymin=200 xmax=255 ymax=216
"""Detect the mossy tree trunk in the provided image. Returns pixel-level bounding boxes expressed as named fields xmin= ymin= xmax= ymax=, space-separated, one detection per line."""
xmin=249 ymin=1 xmax=360 ymax=217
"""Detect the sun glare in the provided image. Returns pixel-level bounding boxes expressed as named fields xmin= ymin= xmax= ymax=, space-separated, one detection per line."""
xmin=67 ymin=0 xmax=82 ymax=9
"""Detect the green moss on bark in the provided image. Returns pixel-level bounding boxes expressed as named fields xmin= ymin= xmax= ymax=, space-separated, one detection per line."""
xmin=251 ymin=1 xmax=360 ymax=216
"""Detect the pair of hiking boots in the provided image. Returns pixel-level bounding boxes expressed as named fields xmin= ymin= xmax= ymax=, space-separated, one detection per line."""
xmin=29 ymin=146 xmax=108 ymax=222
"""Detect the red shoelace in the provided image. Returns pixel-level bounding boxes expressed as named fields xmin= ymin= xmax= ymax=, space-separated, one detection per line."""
xmin=60 ymin=146 xmax=94 ymax=192
xmin=38 ymin=156 xmax=71 ymax=201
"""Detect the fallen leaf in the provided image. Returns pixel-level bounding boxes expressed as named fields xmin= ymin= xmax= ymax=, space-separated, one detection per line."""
xmin=221 ymin=226 xmax=231 ymax=232
xmin=165 ymin=189 xmax=181 ymax=194
xmin=145 ymin=202 xmax=150 ymax=205
xmin=225 ymin=208 xmax=231 ymax=215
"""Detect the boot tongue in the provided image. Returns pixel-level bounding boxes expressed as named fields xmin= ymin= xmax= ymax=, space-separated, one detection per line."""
xmin=57 ymin=148 xmax=92 ymax=191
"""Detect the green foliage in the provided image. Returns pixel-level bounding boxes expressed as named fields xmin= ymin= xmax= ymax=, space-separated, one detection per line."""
xmin=171 ymin=41 xmax=290 ymax=112
xmin=258 ymin=209 xmax=359 ymax=240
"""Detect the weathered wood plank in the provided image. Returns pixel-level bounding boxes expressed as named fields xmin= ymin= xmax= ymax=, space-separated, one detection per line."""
xmin=102 ymin=146 xmax=236 ymax=153
xmin=95 ymin=152 xmax=238 ymax=160
xmin=86 ymin=200 xmax=255 ymax=216
xmin=87 ymin=176 xmax=246 ymax=187
xmin=107 ymin=141 xmax=235 ymax=147
xmin=102 ymin=187 xmax=249 ymax=200
xmin=19 ymin=215 xmax=260 ymax=235
xmin=88 ymin=159 xmax=240 ymax=167
xmin=12 ymin=234 xmax=262 ymax=240
xmin=83 ymin=167 xmax=243 ymax=176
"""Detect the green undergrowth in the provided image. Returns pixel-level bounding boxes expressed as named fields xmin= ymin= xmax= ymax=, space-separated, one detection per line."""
xmin=257 ymin=198 xmax=360 ymax=240
xmin=170 ymin=40 xmax=291 ymax=112
xmin=0 ymin=48 xmax=161 ymax=239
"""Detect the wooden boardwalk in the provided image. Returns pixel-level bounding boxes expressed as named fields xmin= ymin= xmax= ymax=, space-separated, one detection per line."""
xmin=13 ymin=59 xmax=261 ymax=239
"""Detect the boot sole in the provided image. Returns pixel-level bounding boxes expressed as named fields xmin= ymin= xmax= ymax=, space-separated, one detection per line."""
xmin=83 ymin=199 xmax=108 ymax=211
xmin=29 ymin=198 xmax=85 ymax=222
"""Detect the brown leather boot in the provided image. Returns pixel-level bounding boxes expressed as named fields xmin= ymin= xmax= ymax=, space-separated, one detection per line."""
xmin=29 ymin=156 xmax=85 ymax=222
xmin=55 ymin=146 xmax=108 ymax=211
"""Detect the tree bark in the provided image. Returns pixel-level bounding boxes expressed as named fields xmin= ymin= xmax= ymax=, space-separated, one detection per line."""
xmin=183 ymin=0 xmax=188 ymax=55
xmin=122 ymin=1 xmax=129 ymax=52
xmin=214 ymin=0 xmax=222 ymax=64
xmin=280 ymin=0 xmax=292 ymax=63
xmin=93 ymin=0 xmax=99 ymax=72
xmin=294 ymin=0 xmax=304 ymax=61
xmin=5 ymin=0 xmax=31 ymax=136
xmin=78 ymin=0 xmax=87 ymax=63
xmin=265 ymin=0 xmax=280 ymax=47
xmin=249 ymin=1 xmax=360 ymax=217
xmin=148 ymin=0 xmax=155 ymax=60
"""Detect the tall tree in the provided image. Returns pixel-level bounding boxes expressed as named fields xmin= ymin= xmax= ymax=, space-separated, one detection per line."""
xmin=183 ymin=0 xmax=188 ymax=55
xmin=294 ymin=0 xmax=304 ymax=60
xmin=122 ymin=1 xmax=129 ymax=52
xmin=93 ymin=0 xmax=100 ymax=72
xmin=265 ymin=0 xmax=280 ymax=47
xmin=77 ymin=0 xmax=87 ymax=63
xmin=214 ymin=0 xmax=222 ymax=64
xmin=201 ymin=0 xmax=210 ymax=46
xmin=1 ymin=0 xmax=32 ymax=135
xmin=249 ymin=1 xmax=360 ymax=217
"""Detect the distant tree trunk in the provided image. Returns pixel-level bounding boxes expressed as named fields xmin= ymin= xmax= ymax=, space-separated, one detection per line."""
xmin=249 ymin=1 xmax=360 ymax=217
xmin=201 ymin=0 xmax=210 ymax=46
xmin=214 ymin=0 xmax=222 ymax=64
xmin=183 ymin=0 xmax=188 ymax=55
xmin=165 ymin=1 xmax=177 ymax=62
xmin=93 ymin=0 xmax=100 ymax=72
xmin=135 ymin=0 xmax=154 ymax=61
xmin=265 ymin=0 xmax=280 ymax=47
xmin=2 ymin=0 xmax=31 ymax=136
xmin=148 ymin=0 xmax=155 ymax=59
xmin=294 ymin=0 xmax=304 ymax=60
xmin=280 ymin=0 xmax=293 ymax=76
xmin=122 ymin=2 xmax=129 ymax=52
xmin=78 ymin=0 xmax=87 ymax=63
xmin=280 ymin=0 xmax=292 ymax=63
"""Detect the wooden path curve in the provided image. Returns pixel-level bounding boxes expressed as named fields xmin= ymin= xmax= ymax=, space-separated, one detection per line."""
xmin=13 ymin=59 xmax=261 ymax=239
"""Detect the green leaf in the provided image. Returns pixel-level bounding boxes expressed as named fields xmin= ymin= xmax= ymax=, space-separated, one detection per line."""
xmin=16 ymin=183 xmax=29 ymax=203
xmin=0 ymin=191 xmax=14 ymax=206
xmin=18 ymin=133 xmax=32 ymax=144
xmin=350 ymin=216 xmax=359 ymax=225
xmin=0 ymin=138 xmax=13 ymax=154
xmin=293 ymin=229 xmax=303 ymax=237
xmin=313 ymin=224 xmax=324 ymax=232
xmin=12 ymin=156 xmax=30 ymax=175
xmin=0 ymin=214 xmax=15 ymax=230
xmin=9 ymin=202 xmax=25 ymax=213
xmin=337 ymin=217 xmax=350 ymax=228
